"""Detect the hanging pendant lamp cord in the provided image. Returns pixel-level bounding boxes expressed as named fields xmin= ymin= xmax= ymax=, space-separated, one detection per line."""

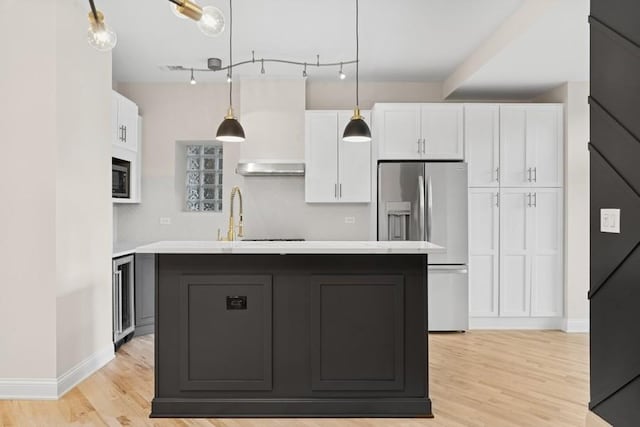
xmin=229 ymin=0 xmax=233 ymax=108
xmin=355 ymin=0 xmax=359 ymax=108
xmin=88 ymin=0 xmax=99 ymax=20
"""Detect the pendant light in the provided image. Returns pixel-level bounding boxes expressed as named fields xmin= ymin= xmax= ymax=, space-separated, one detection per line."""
xmin=216 ymin=0 xmax=245 ymax=142
xmin=87 ymin=0 xmax=117 ymax=52
xmin=343 ymin=0 xmax=371 ymax=142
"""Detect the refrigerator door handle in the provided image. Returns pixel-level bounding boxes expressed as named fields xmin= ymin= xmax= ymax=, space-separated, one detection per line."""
xmin=418 ymin=175 xmax=425 ymax=241
xmin=426 ymin=175 xmax=433 ymax=242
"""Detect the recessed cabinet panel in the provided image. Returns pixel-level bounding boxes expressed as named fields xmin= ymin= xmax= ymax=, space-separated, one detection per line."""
xmin=112 ymin=91 xmax=139 ymax=152
xmin=338 ymin=111 xmax=371 ymax=203
xmin=421 ymin=104 xmax=464 ymax=160
xmin=179 ymin=275 xmax=272 ymax=391
xmin=527 ymin=108 xmax=562 ymax=187
xmin=501 ymin=256 xmax=529 ymax=317
xmin=305 ymin=112 xmax=339 ymax=202
xmin=311 ymin=275 xmax=404 ymax=391
xmin=468 ymin=189 xmax=499 ymax=317
xmin=500 ymin=107 xmax=528 ymax=187
xmin=531 ymin=189 xmax=563 ymax=317
xmin=377 ymin=105 xmax=422 ymax=160
xmin=465 ymin=105 xmax=500 ymax=187
xmin=499 ymin=190 xmax=531 ymax=317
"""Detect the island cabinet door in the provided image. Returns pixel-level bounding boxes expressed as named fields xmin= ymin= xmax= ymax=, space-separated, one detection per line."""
xmin=310 ymin=274 xmax=405 ymax=391
xmin=178 ymin=274 xmax=273 ymax=391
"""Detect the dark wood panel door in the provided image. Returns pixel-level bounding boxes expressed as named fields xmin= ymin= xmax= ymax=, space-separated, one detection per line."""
xmin=178 ymin=274 xmax=272 ymax=391
xmin=311 ymin=274 xmax=404 ymax=391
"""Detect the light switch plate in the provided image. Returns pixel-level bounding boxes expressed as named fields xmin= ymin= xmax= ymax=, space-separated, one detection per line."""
xmin=600 ymin=209 xmax=620 ymax=233
xmin=160 ymin=217 xmax=172 ymax=225
xmin=344 ymin=216 xmax=356 ymax=224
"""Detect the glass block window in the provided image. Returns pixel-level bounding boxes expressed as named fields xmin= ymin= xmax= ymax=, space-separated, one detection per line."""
xmin=185 ymin=144 xmax=223 ymax=212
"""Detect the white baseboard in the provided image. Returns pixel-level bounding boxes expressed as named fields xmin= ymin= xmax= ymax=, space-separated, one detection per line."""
xmin=562 ymin=318 xmax=590 ymax=333
xmin=469 ymin=317 xmax=564 ymax=330
xmin=0 ymin=344 xmax=114 ymax=400
xmin=0 ymin=378 xmax=58 ymax=400
xmin=57 ymin=344 xmax=114 ymax=398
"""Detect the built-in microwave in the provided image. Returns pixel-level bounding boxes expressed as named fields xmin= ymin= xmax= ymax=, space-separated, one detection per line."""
xmin=112 ymin=158 xmax=130 ymax=199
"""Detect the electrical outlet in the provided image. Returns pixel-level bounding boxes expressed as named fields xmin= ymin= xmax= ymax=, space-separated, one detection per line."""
xmin=600 ymin=209 xmax=620 ymax=233
xmin=159 ymin=217 xmax=172 ymax=225
xmin=344 ymin=216 xmax=356 ymax=224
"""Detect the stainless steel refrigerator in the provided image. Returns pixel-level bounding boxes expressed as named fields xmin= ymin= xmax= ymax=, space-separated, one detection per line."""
xmin=378 ymin=162 xmax=468 ymax=331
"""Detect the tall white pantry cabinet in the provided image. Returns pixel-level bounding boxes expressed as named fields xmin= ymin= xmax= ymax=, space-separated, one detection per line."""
xmin=466 ymin=104 xmax=564 ymax=327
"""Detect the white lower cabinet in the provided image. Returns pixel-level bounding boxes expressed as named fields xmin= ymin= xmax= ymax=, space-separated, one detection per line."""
xmin=468 ymin=188 xmax=500 ymax=317
xmin=469 ymin=187 xmax=563 ymax=323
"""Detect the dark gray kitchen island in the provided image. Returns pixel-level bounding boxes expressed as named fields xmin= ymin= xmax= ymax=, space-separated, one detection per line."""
xmin=136 ymin=240 xmax=443 ymax=418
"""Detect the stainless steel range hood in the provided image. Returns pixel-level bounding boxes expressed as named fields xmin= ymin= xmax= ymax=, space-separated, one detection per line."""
xmin=235 ymin=161 xmax=305 ymax=177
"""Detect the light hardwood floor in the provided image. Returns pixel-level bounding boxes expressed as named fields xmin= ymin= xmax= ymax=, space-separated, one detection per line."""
xmin=0 ymin=331 xmax=589 ymax=427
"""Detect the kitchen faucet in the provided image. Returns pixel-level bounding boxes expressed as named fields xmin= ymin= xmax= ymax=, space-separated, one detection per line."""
xmin=227 ymin=186 xmax=244 ymax=241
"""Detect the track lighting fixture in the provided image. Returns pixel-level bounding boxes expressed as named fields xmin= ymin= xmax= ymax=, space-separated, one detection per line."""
xmin=216 ymin=0 xmax=245 ymax=143
xmin=339 ymin=63 xmax=346 ymax=80
xmin=190 ymin=68 xmax=196 ymax=85
xmin=343 ymin=0 xmax=371 ymax=142
xmin=87 ymin=0 xmax=117 ymax=52
xmin=168 ymin=0 xmax=225 ymax=37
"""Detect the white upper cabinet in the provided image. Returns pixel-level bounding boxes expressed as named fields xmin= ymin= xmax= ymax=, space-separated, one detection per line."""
xmin=375 ymin=103 xmax=464 ymax=160
xmin=112 ymin=91 xmax=139 ymax=152
xmin=305 ymin=110 xmax=371 ymax=203
xmin=305 ymin=112 xmax=338 ymax=203
xmin=337 ymin=111 xmax=372 ymax=203
xmin=499 ymin=105 xmax=562 ymax=188
xmin=468 ymin=188 xmax=500 ymax=317
xmin=421 ymin=104 xmax=464 ymax=160
xmin=465 ymin=105 xmax=500 ymax=187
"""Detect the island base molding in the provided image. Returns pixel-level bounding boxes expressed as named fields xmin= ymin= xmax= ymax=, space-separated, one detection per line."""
xmin=151 ymin=397 xmax=433 ymax=418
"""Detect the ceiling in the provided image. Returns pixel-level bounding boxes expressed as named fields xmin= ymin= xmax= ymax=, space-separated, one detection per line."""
xmin=97 ymin=0 xmax=588 ymax=98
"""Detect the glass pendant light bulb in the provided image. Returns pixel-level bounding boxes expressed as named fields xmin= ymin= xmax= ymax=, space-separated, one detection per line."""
xmin=198 ymin=6 xmax=225 ymax=37
xmin=87 ymin=12 xmax=117 ymax=52
xmin=339 ymin=63 xmax=346 ymax=80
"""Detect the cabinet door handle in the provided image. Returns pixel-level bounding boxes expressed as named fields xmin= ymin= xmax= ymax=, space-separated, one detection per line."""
xmin=422 ymin=138 xmax=426 ymax=154
xmin=495 ymin=167 xmax=500 ymax=182
xmin=496 ymin=192 xmax=500 ymax=207
xmin=533 ymin=167 xmax=537 ymax=183
xmin=533 ymin=192 xmax=537 ymax=207
xmin=334 ymin=183 xmax=338 ymax=199
xmin=416 ymin=139 xmax=422 ymax=153
xmin=527 ymin=193 xmax=532 ymax=207
xmin=339 ymin=183 xmax=342 ymax=198
xmin=123 ymin=125 xmax=127 ymax=142
xmin=527 ymin=168 xmax=532 ymax=182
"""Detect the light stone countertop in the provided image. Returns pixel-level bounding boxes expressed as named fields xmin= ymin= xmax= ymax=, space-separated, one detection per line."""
xmin=134 ymin=240 xmax=445 ymax=255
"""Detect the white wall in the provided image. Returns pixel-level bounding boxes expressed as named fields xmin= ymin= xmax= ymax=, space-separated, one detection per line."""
xmin=0 ymin=0 xmax=58 ymax=381
xmin=55 ymin=0 xmax=113 ymax=377
xmin=0 ymin=0 xmax=113 ymax=396
xmin=535 ymin=82 xmax=590 ymax=331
